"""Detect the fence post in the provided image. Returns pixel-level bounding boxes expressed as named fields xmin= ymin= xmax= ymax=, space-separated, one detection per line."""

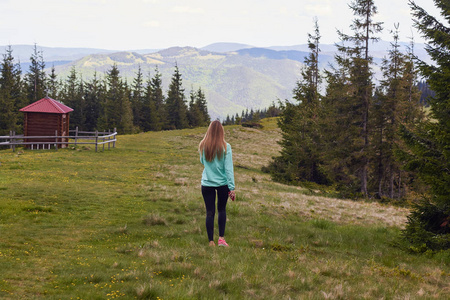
xmin=113 ymin=128 xmax=117 ymax=148
xmin=95 ymin=130 xmax=98 ymax=152
xmin=75 ymin=126 xmax=79 ymax=146
xmin=9 ymin=131 xmax=12 ymax=150
xmin=55 ymin=130 xmax=58 ymax=150
xmin=11 ymin=131 xmax=15 ymax=152
xmin=108 ymin=129 xmax=111 ymax=150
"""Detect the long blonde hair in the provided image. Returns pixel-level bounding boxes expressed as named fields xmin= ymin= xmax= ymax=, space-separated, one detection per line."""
xmin=198 ymin=120 xmax=227 ymax=162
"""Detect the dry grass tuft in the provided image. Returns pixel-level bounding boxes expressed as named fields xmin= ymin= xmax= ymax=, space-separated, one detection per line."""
xmin=250 ymin=239 xmax=264 ymax=248
xmin=286 ymin=270 xmax=296 ymax=279
xmin=174 ymin=177 xmax=189 ymax=186
xmin=115 ymin=224 xmax=128 ymax=234
xmin=142 ymin=214 xmax=168 ymax=226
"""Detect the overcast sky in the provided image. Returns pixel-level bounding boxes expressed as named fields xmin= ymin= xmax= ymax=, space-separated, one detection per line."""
xmin=0 ymin=0 xmax=442 ymax=50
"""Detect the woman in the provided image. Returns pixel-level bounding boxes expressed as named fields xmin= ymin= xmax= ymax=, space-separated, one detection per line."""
xmin=198 ymin=120 xmax=235 ymax=247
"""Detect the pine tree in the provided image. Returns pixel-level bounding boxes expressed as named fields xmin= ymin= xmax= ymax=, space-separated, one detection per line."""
xmin=120 ymin=81 xmax=134 ymax=134
xmin=188 ymin=88 xmax=201 ymax=127
xmin=141 ymin=73 xmax=156 ymax=132
xmin=195 ymin=87 xmax=210 ymax=126
xmin=131 ymin=66 xmax=145 ymax=130
xmin=267 ymin=102 xmax=281 ymax=117
xmin=84 ymin=72 xmax=104 ymax=131
xmin=321 ymin=62 xmax=358 ymax=192
xmin=235 ymin=113 xmax=241 ymax=125
xmin=325 ymin=0 xmax=383 ymax=196
xmin=223 ymin=115 xmax=231 ymax=126
xmin=24 ymin=44 xmax=46 ymax=104
xmin=60 ymin=66 xmax=85 ymax=130
xmin=372 ymin=24 xmax=423 ymax=199
xmin=145 ymin=67 xmax=166 ymax=131
xmin=401 ymin=0 xmax=450 ymax=251
xmin=0 ymin=46 xmax=21 ymax=135
xmin=47 ymin=65 xmax=60 ymax=99
xmin=100 ymin=64 xmax=133 ymax=133
xmin=166 ymin=65 xmax=188 ymax=129
xmin=298 ymin=17 xmax=321 ymax=105
xmin=269 ymin=19 xmax=327 ymax=184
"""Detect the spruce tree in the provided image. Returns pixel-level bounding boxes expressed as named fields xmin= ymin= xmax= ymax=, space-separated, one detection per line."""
xmin=269 ymin=19 xmax=327 ymax=184
xmin=372 ymin=25 xmax=423 ymax=199
xmin=223 ymin=115 xmax=231 ymax=126
xmin=47 ymin=65 xmax=60 ymax=99
xmin=141 ymin=73 xmax=156 ymax=132
xmin=188 ymin=88 xmax=201 ymax=127
xmin=321 ymin=61 xmax=357 ymax=191
xmin=166 ymin=65 xmax=188 ymax=129
xmin=120 ymin=80 xmax=134 ymax=134
xmin=148 ymin=67 xmax=166 ymax=131
xmin=188 ymin=87 xmax=210 ymax=127
xmin=84 ymin=72 xmax=104 ymax=131
xmin=60 ymin=67 xmax=85 ymax=130
xmin=195 ymin=87 xmax=210 ymax=126
xmin=401 ymin=0 xmax=450 ymax=251
xmin=0 ymin=46 xmax=21 ymax=135
xmin=326 ymin=0 xmax=382 ymax=196
xmin=131 ymin=66 xmax=145 ymax=130
xmin=100 ymin=64 xmax=133 ymax=133
xmin=24 ymin=44 xmax=46 ymax=104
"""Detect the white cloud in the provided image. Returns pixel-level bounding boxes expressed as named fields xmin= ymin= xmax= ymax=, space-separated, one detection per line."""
xmin=172 ymin=6 xmax=204 ymax=14
xmin=305 ymin=4 xmax=332 ymax=17
xmin=0 ymin=0 xmax=441 ymax=49
xmin=142 ymin=20 xmax=160 ymax=28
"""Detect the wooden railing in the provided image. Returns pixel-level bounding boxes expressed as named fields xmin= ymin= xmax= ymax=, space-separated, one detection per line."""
xmin=0 ymin=127 xmax=117 ymax=152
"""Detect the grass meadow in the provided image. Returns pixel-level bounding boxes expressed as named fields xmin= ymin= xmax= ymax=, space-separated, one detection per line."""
xmin=0 ymin=118 xmax=449 ymax=299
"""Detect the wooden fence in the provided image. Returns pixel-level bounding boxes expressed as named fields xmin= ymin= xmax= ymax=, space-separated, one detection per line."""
xmin=0 ymin=127 xmax=117 ymax=152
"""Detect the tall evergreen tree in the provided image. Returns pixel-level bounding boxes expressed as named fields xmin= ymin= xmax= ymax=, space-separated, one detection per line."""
xmin=141 ymin=73 xmax=156 ymax=132
xmin=131 ymin=65 xmax=145 ymax=130
xmin=0 ymin=46 xmax=21 ymax=135
xmin=84 ymin=72 xmax=104 ymax=131
xmin=196 ymin=87 xmax=210 ymax=126
xmin=151 ymin=67 xmax=166 ymax=131
xmin=401 ymin=0 xmax=450 ymax=251
xmin=269 ymin=19 xmax=327 ymax=184
xmin=142 ymin=67 xmax=166 ymax=131
xmin=99 ymin=64 xmax=133 ymax=133
xmin=24 ymin=44 xmax=46 ymax=104
xmin=372 ymin=24 xmax=423 ymax=198
xmin=60 ymin=66 xmax=85 ymax=130
xmin=166 ymin=64 xmax=188 ymax=129
xmin=321 ymin=61 xmax=357 ymax=192
xmin=327 ymin=0 xmax=383 ymax=196
xmin=188 ymin=87 xmax=210 ymax=127
xmin=47 ymin=65 xmax=60 ymax=99
xmin=188 ymin=88 xmax=201 ymax=127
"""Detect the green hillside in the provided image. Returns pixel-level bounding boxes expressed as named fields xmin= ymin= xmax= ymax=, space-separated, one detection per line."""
xmin=53 ymin=47 xmax=302 ymax=118
xmin=0 ymin=119 xmax=448 ymax=299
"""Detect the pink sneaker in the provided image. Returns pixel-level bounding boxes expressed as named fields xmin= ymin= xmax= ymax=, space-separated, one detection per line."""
xmin=218 ymin=237 xmax=229 ymax=247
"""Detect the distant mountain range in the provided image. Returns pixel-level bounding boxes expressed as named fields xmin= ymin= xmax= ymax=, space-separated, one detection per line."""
xmin=0 ymin=42 xmax=430 ymax=119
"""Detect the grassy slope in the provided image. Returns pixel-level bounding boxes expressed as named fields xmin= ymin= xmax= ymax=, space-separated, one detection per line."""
xmin=0 ymin=118 xmax=448 ymax=299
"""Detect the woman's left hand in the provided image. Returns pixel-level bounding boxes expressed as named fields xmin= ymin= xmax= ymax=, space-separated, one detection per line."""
xmin=228 ymin=190 xmax=236 ymax=201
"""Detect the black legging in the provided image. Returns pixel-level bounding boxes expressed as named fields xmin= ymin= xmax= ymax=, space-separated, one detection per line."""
xmin=201 ymin=185 xmax=229 ymax=242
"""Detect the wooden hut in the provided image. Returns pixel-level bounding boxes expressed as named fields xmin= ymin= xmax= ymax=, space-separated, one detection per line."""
xmin=19 ymin=97 xmax=73 ymax=149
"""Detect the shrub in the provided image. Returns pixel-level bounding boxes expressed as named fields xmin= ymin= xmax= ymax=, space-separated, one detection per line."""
xmin=241 ymin=121 xmax=263 ymax=128
xmin=402 ymin=199 xmax=450 ymax=252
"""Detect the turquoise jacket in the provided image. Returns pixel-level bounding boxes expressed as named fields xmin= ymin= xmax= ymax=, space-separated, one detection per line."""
xmin=200 ymin=143 xmax=235 ymax=191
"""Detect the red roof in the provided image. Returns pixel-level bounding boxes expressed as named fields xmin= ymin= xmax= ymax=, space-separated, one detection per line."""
xmin=19 ymin=97 xmax=73 ymax=114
